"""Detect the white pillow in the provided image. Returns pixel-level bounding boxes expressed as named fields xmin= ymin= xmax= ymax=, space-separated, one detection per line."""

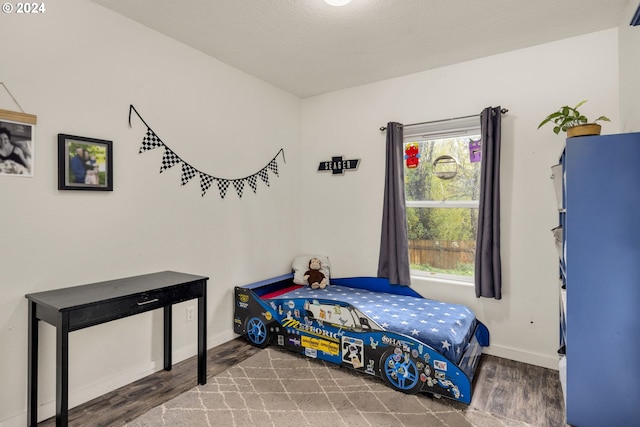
xmin=292 ymin=255 xmax=331 ymax=286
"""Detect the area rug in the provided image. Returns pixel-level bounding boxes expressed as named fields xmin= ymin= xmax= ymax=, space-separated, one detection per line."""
xmin=126 ymin=347 xmax=530 ymax=427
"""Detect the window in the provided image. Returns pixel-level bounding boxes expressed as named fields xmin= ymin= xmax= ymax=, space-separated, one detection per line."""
xmin=306 ymin=302 xmax=356 ymax=329
xmin=403 ymin=117 xmax=481 ymax=281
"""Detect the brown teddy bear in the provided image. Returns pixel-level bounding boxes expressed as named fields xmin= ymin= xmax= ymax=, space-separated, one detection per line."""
xmin=304 ymin=257 xmax=328 ymax=289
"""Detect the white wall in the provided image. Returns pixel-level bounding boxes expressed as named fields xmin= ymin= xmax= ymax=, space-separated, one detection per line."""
xmin=300 ymin=29 xmax=620 ymax=369
xmin=619 ymin=1 xmax=640 ymax=131
xmin=0 ymin=0 xmax=300 ymax=425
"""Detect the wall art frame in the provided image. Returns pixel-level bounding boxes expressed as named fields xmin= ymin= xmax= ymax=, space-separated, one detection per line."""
xmin=58 ymin=133 xmax=113 ymax=191
xmin=0 ymin=108 xmax=37 ymax=177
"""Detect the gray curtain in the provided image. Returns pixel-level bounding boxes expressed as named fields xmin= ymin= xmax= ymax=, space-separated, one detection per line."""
xmin=377 ymin=122 xmax=411 ymax=286
xmin=475 ymin=107 xmax=502 ymax=299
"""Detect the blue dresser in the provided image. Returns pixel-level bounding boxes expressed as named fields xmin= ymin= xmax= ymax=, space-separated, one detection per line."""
xmin=558 ymin=132 xmax=640 ymax=426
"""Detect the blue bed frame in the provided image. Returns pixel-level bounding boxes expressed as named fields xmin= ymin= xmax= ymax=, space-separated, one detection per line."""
xmin=234 ymin=273 xmax=489 ymax=404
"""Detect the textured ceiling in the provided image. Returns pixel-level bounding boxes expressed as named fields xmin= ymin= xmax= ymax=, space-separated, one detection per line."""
xmin=91 ymin=0 xmax=631 ymax=98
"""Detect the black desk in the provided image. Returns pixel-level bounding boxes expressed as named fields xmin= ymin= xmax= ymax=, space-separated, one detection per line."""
xmin=25 ymin=271 xmax=208 ymax=427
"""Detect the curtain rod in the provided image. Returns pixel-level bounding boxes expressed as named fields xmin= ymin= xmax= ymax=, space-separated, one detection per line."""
xmin=379 ymin=108 xmax=508 ymax=132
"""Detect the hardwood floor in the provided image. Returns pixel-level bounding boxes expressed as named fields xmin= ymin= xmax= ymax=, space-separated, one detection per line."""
xmin=37 ymin=338 xmax=566 ymax=426
xmin=37 ymin=338 xmax=262 ymax=427
xmin=472 ymin=354 xmax=567 ymax=426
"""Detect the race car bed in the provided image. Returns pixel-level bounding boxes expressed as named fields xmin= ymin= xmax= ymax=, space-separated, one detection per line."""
xmin=233 ymin=273 xmax=489 ymax=404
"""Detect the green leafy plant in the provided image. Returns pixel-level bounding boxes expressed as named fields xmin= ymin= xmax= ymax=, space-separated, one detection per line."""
xmin=538 ymin=100 xmax=610 ymax=134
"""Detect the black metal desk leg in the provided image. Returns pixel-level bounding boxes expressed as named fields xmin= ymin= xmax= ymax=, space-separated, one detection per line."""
xmin=163 ymin=305 xmax=172 ymax=370
xmin=197 ymin=288 xmax=206 ymax=385
xmin=27 ymin=301 xmax=38 ymax=427
xmin=56 ymin=314 xmax=69 ymax=427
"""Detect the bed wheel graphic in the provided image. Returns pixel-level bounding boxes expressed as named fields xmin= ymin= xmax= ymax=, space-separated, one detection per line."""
xmin=380 ymin=349 xmax=422 ymax=394
xmin=245 ymin=317 xmax=270 ymax=348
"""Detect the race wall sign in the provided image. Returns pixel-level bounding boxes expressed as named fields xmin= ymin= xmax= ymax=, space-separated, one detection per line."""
xmin=317 ymin=155 xmax=360 ymax=175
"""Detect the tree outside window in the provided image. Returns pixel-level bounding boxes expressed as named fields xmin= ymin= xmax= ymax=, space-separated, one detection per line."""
xmin=404 ymin=134 xmax=481 ymax=280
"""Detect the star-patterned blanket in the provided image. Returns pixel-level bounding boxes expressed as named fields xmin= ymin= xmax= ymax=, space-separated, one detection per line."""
xmin=280 ymin=285 xmax=477 ymax=364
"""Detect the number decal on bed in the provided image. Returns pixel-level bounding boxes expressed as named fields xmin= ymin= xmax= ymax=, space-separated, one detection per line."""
xmin=342 ymin=337 xmax=364 ymax=368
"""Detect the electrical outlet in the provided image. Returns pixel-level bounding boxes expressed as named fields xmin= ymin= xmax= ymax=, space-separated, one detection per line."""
xmin=186 ymin=306 xmax=194 ymax=322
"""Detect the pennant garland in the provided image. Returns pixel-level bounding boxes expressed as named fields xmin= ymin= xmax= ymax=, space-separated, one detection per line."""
xmin=129 ymin=105 xmax=285 ymax=198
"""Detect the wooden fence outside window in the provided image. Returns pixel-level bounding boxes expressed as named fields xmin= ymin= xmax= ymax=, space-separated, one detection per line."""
xmin=408 ymin=239 xmax=475 ymax=270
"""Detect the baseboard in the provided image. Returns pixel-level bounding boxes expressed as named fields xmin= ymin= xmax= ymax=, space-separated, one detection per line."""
xmin=0 ymin=413 xmax=22 ymax=427
xmin=2 ymin=330 xmax=237 ymax=427
xmin=483 ymin=344 xmax=559 ymax=370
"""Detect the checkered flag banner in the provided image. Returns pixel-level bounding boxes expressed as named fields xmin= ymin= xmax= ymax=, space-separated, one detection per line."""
xmin=232 ymin=179 xmax=245 ymax=198
xmin=140 ymin=128 xmax=164 ymax=153
xmin=160 ymin=147 xmax=181 ymax=173
xmin=247 ymin=175 xmax=258 ymax=194
xmin=267 ymin=159 xmax=279 ymax=176
xmin=217 ymin=178 xmax=230 ymax=199
xmin=257 ymin=168 xmax=270 ymax=187
xmin=199 ymin=172 xmax=214 ymax=196
xmin=129 ymin=105 xmax=285 ymax=199
xmin=181 ymin=163 xmax=197 ymax=186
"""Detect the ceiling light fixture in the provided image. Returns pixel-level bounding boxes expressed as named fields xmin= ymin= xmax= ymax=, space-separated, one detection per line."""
xmin=324 ymin=0 xmax=352 ymax=6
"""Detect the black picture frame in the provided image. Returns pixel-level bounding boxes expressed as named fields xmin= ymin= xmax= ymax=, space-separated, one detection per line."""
xmin=58 ymin=134 xmax=113 ymax=191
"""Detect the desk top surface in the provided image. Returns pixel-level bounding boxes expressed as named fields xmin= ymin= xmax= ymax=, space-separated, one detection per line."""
xmin=25 ymin=271 xmax=208 ymax=311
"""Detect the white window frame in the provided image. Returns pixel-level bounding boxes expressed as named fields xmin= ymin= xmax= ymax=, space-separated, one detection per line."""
xmin=403 ymin=116 xmax=481 ymax=283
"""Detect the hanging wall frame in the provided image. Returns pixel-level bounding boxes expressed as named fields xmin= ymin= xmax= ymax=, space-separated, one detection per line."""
xmin=57 ymin=134 xmax=113 ymax=191
xmin=0 ymin=83 xmax=37 ymax=177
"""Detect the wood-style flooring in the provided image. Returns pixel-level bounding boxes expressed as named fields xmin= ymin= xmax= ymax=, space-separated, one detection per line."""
xmin=37 ymin=338 xmax=566 ymax=426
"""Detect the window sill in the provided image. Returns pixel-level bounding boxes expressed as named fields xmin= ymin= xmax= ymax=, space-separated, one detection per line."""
xmin=410 ymin=272 xmax=474 ymax=288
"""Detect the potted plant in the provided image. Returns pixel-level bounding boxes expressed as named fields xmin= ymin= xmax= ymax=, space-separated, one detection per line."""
xmin=538 ymin=100 xmax=610 ymax=137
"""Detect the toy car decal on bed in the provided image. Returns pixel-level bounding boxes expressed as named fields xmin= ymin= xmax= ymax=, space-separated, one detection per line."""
xmin=234 ymin=276 xmax=489 ymax=404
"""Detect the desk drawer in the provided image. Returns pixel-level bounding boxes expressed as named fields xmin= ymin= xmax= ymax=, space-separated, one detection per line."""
xmin=68 ymin=281 xmax=204 ymax=331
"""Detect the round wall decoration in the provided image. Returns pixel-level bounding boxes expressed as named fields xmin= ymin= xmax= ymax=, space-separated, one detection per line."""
xmin=432 ymin=155 xmax=459 ymax=180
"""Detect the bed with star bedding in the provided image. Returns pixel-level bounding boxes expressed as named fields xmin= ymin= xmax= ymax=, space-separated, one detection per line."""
xmin=234 ymin=273 xmax=490 ymax=404
xmin=280 ymin=282 xmax=475 ymax=363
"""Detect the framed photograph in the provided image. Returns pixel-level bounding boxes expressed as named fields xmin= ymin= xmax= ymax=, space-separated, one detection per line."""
xmin=0 ymin=109 xmax=36 ymax=177
xmin=58 ymin=134 xmax=113 ymax=191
